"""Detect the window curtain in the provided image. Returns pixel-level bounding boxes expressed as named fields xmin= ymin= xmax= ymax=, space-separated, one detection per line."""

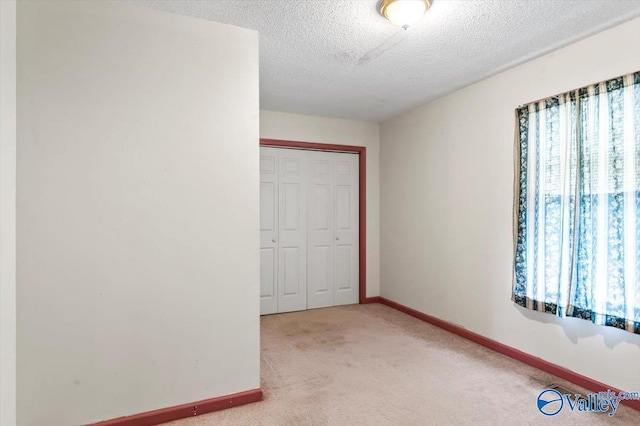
xmin=513 ymin=71 xmax=639 ymax=335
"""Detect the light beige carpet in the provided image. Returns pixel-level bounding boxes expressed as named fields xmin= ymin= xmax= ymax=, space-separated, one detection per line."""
xmin=167 ymin=304 xmax=640 ymax=425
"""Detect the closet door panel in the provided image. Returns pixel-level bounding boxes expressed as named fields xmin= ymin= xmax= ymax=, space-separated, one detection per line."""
xmin=277 ymin=149 xmax=307 ymax=313
xmin=333 ymin=152 xmax=359 ymax=306
xmin=307 ymin=152 xmax=334 ymax=309
xmin=259 ymin=147 xmax=279 ymax=315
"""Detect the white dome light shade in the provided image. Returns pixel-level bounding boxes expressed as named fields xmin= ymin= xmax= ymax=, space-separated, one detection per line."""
xmin=380 ymin=0 xmax=431 ymax=29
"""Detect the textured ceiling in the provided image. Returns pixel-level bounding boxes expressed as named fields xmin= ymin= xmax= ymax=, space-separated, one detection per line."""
xmin=122 ymin=0 xmax=640 ymax=122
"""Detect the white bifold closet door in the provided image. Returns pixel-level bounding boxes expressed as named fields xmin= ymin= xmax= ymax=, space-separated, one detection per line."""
xmin=307 ymin=151 xmax=359 ymax=309
xmin=260 ymin=147 xmax=358 ymax=315
xmin=260 ymin=147 xmax=307 ymax=315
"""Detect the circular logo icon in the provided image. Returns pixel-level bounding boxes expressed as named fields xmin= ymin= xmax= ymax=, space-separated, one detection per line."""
xmin=537 ymin=389 xmax=564 ymax=416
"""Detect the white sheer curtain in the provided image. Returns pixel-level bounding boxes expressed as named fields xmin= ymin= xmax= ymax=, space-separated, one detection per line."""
xmin=513 ymin=71 xmax=639 ymax=334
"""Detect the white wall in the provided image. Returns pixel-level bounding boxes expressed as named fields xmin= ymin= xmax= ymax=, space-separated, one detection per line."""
xmin=260 ymin=110 xmax=380 ymax=297
xmin=380 ymin=18 xmax=640 ymax=392
xmin=17 ymin=2 xmax=259 ymax=425
xmin=0 ymin=1 xmax=17 ymax=425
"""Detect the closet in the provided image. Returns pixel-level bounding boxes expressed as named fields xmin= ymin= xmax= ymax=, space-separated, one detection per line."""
xmin=260 ymin=146 xmax=359 ymax=315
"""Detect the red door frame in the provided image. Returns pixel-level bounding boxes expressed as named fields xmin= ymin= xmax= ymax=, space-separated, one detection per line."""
xmin=260 ymin=138 xmax=369 ymax=304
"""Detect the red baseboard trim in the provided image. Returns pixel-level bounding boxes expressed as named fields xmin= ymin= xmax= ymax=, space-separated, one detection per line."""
xmin=362 ymin=296 xmax=380 ymax=304
xmin=378 ymin=297 xmax=640 ymax=412
xmin=92 ymin=388 xmax=264 ymax=426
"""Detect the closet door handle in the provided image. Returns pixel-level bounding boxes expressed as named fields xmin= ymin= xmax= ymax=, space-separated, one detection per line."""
xmin=335 ymin=236 xmax=340 ymax=241
xmin=272 ymin=238 xmax=276 ymax=243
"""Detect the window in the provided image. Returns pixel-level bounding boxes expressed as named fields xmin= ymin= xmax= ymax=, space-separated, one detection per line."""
xmin=513 ymin=71 xmax=639 ymax=334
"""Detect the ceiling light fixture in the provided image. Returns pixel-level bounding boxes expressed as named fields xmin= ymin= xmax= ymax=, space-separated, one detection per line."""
xmin=380 ymin=0 xmax=431 ymax=30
